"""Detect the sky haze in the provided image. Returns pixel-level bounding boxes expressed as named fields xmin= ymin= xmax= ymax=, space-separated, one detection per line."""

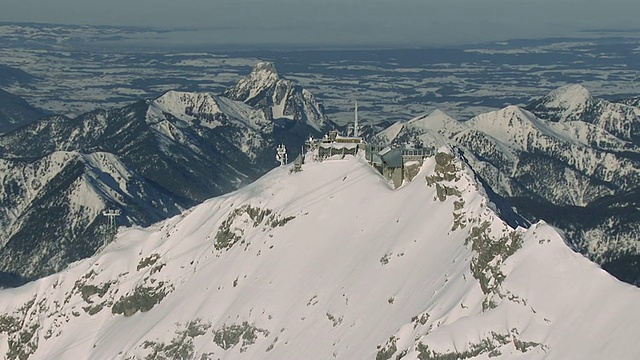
xmin=2 ymin=0 xmax=639 ymax=47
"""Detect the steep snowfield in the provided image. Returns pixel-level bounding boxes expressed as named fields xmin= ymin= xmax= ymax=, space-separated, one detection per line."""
xmin=0 ymin=152 xmax=638 ymax=359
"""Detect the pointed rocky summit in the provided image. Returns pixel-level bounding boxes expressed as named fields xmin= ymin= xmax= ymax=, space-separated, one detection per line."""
xmin=224 ymin=61 xmax=334 ymax=133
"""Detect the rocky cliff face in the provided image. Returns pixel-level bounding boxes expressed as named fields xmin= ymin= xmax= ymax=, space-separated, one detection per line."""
xmin=224 ymin=61 xmax=334 ymax=133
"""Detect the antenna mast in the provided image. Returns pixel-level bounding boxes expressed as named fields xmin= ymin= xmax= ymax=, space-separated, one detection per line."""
xmin=354 ymin=100 xmax=359 ymax=137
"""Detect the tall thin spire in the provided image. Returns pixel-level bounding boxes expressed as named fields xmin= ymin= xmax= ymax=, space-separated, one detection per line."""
xmin=354 ymin=100 xmax=359 ymax=137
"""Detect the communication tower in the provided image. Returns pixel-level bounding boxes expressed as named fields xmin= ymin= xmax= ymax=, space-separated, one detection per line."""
xmin=354 ymin=100 xmax=359 ymax=138
xmin=103 ymin=209 xmax=120 ymax=230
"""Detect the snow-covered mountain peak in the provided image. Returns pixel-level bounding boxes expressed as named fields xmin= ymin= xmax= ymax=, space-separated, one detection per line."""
xmin=0 ymin=62 xmax=337 ymax=283
xmin=378 ymin=98 xmax=640 ymax=208
xmin=225 ymin=62 xmax=282 ymax=105
xmin=467 ymin=105 xmax=537 ymax=132
xmin=1 ymin=152 xmax=639 ymax=359
xmin=252 ymin=61 xmax=279 ymax=78
xmin=477 ymin=104 xmax=539 ymax=122
xmin=407 ymin=109 xmax=459 ymax=130
xmin=531 ymin=84 xmax=593 ymax=122
xmin=151 ymin=90 xmax=224 ymax=117
xmin=153 ymin=90 xmax=220 ymax=113
xmin=501 ymin=104 xmax=533 ymax=117
xmin=547 ymin=84 xmax=593 ymax=107
xmin=374 ymin=109 xmax=462 ymax=147
xmin=242 ymin=61 xmax=282 ymax=99
xmin=428 ymin=108 xmax=455 ymax=119
xmin=528 ymin=84 xmax=640 ymax=141
xmin=223 ymin=61 xmax=334 ymax=133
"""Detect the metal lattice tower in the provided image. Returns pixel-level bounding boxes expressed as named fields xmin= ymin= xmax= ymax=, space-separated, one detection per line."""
xmin=103 ymin=209 xmax=121 ymax=234
xmin=276 ymin=144 xmax=288 ymax=166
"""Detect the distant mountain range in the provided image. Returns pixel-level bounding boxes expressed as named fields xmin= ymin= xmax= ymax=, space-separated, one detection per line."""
xmin=1 ymin=61 xmax=639 ymax=290
xmin=373 ymin=84 xmax=640 ymax=285
xmin=1 ymin=61 xmax=640 ymax=359
xmin=0 ymin=62 xmax=334 ymax=281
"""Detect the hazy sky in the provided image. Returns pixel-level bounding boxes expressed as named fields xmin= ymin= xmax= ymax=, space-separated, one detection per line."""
xmin=3 ymin=0 xmax=640 ymax=47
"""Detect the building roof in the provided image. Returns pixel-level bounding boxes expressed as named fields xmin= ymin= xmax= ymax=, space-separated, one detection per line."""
xmin=320 ymin=142 xmax=358 ymax=150
xmin=379 ymin=148 xmax=403 ymax=168
xmin=333 ymin=135 xmax=362 ymax=143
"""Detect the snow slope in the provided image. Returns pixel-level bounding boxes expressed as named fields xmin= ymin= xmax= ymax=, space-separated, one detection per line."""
xmin=0 ymin=151 xmax=638 ymax=359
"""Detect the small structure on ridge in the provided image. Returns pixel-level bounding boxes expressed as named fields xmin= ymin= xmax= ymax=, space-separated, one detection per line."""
xmin=305 ymin=101 xmax=434 ymax=188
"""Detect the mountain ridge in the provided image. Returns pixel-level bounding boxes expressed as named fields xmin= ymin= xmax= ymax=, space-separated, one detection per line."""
xmin=0 ymin=62 xmax=333 ymax=280
xmin=527 ymin=84 xmax=640 ymax=142
xmin=0 ymin=150 xmax=185 ymax=278
xmin=373 ymin=85 xmax=640 ymax=285
xmin=0 ymin=150 xmax=638 ymax=359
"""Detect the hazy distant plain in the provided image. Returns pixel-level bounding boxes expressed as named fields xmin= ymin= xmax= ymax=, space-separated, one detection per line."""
xmin=1 ymin=23 xmax=639 ymax=125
